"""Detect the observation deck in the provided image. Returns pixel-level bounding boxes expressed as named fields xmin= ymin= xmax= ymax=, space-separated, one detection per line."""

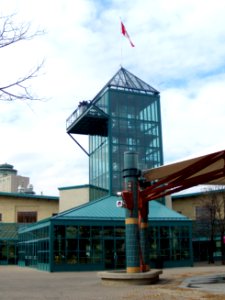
xmin=66 ymin=101 xmax=109 ymax=136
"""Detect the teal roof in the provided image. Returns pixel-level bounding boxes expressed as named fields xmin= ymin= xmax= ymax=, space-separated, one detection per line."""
xmin=0 ymin=223 xmax=27 ymax=240
xmin=53 ymin=196 xmax=189 ymax=221
xmin=18 ymin=218 xmax=51 ymax=233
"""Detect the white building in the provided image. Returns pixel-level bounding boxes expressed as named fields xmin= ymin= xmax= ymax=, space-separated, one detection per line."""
xmin=0 ymin=163 xmax=34 ymax=194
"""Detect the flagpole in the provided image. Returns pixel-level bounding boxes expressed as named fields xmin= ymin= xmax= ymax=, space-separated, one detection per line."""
xmin=120 ymin=17 xmax=123 ymax=67
xmin=120 ymin=38 xmax=123 ymax=67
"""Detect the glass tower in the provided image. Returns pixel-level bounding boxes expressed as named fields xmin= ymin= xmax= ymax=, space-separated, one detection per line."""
xmin=66 ymin=67 xmax=164 ymax=201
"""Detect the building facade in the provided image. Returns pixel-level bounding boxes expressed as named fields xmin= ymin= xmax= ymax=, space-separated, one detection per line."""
xmin=18 ymin=196 xmax=192 ymax=272
xmin=18 ymin=67 xmax=193 ymax=271
xmin=0 ymin=163 xmax=32 ymax=194
xmin=0 ymin=192 xmax=59 ymax=223
xmin=0 ymin=192 xmax=59 ymax=265
xmin=172 ymin=190 xmax=225 ymax=262
xmin=58 ymin=184 xmax=89 ymax=212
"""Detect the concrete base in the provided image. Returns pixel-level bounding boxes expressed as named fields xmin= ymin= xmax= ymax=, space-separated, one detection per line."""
xmin=98 ymin=269 xmax=163 ymax=286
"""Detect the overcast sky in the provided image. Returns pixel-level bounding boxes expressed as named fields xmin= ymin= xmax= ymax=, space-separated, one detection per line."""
xmin=1 ymin=0 xmax=225 ymax=196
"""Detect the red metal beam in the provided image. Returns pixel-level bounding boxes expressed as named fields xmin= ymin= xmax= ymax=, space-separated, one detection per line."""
xmin=140 ymin=150 xmax=225 ymax=202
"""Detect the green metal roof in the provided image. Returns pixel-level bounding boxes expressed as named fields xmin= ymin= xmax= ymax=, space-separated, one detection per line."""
xmin=93 ymin=67 xmax=159 ymax=102
xmin=52 ymin=196 xmax=189 ymax=221
xmin=0 ymin=223 xmax=27 ymax=240
xmin=18 ymin=218 xmax=51 ymax=233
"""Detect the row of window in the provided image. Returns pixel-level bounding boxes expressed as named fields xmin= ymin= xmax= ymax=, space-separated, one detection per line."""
xmin=18 ymin=223 xmax=192 ymax=268
xmin=0 ymin=212 xmax=37 ymax=223
xmin=54 ymin=225 xmax=125 ymax=239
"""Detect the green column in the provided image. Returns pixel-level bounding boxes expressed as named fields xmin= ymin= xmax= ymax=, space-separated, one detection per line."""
xmin=123 ymin=151 xmax=140 ymax=273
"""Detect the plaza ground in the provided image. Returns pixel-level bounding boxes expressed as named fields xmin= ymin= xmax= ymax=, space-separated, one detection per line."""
xmin=1 ymin=263 xmax=225 ymax=299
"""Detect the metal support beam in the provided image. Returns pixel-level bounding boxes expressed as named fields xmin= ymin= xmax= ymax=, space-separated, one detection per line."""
xmin=68 ymin=133 xmax=89 ymax=156
xmin=141 ymin=150 xmax=225 ymax=201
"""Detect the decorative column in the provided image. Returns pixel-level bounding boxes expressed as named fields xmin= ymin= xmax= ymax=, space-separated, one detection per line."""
xmin=123 ymin=151 xmax=140 ymax=273
xmin=139 ymin=200 xmax=150 ymax=272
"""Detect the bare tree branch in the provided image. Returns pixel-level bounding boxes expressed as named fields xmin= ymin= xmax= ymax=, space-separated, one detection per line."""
xmin=0 ymin=60 xmax=45 ymax=101
xmin=0 ymin=14 xmax=44 ymax=101
xmin=0 ymin=13 xmax=43 ymax=48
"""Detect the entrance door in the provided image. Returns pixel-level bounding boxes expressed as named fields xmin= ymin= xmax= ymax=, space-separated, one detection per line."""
xmin=104 ymin=240 xmax=115 ymax=269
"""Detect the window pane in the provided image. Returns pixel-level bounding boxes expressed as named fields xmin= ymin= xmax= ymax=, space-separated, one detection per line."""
xmin=79 ymin=226 xmax=90 ymax=238
xmin=66 ymin=226 xmax=78 ymax=239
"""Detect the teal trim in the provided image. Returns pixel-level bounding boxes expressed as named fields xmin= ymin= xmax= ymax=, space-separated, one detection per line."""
xmin=58 ymin=184 xmax=90 ymax=191
xmin=18 ymin=220 xmax=51 ymax=234
xmin=0 ymin=191 xmax=58 ymax=201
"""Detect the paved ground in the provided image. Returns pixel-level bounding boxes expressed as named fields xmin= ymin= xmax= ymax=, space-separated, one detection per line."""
xmin=1 ymin=264 xmax=225 ymax=299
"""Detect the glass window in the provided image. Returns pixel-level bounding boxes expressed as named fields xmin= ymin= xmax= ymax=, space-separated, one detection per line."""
xmin=160 ymin=227 xmax=169 ymax=238
xmin=92 ymin=239 xmax=102 ymax=263
xmin=79 ymin=239 xmax=91 ymax=264
xmin=66 ymin=226 xmax=78 ymax=238
xmin=196 ymin=206 xmax=211 ymax=220
xmin=103 ymin=226 xmax=114 ymax=237
xmin=180 ymin=226 xmax=190 ymax=237
xmin=17 ymin=212 xmax=37 ymax=223
xmin=54 ymin=225 xmax=65 ymax=239
xmin=91 ymin=226 xmax=102 ymax=238
xmin=66 ymin=239 xmax=78 ymax=264
xmin=115 ymin=227 xmax=125 ymax=237
xmin=115 ymin=240 xmax=125 ymax=268
xmin=79 ymin=226 xmax=90 ymax=238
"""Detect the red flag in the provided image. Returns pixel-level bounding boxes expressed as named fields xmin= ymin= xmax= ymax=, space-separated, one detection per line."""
xmin=121 ymin=21 xmax=135 ymax=47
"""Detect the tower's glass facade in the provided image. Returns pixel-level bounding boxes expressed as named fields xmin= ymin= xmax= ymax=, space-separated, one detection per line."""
xmin=89 ymin=86 xmax=163 ymax=201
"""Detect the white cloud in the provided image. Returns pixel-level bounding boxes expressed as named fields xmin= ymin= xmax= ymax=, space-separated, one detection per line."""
xmin=1 ymin=0 xmax=225 ymax=195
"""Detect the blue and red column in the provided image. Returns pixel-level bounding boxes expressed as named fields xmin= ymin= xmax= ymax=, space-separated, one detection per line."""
xmin=122 ymin=151 xmax=150 ymax=273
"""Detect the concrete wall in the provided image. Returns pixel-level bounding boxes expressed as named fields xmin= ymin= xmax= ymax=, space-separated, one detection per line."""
xmin=172 ymin=191 xmax=225 ymax=220
xmin=0 ymin=174 xmax=29 ymax=193
xmin=59 ymin=185 xmax=89 ymax=212
xmin=172 ymin=196 xmax=199 ymax=219
xmin=0 ymin=195 xmax=59 ymax=222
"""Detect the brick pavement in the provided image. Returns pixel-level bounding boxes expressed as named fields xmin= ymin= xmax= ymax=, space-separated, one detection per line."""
xmin=0 ymin=264 xmax=225 ymax=299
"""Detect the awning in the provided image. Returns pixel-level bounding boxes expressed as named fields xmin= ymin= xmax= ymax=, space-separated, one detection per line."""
xmin=141 ymin=149 xmax=225 ymax=200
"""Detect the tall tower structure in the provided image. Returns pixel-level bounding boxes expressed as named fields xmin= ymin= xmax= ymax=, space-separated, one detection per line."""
xmin=66 ymin=67 xmax=163 ymax=201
